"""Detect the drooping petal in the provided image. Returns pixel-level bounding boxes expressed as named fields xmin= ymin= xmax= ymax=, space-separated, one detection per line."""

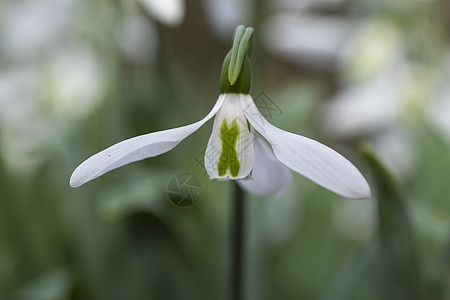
xmin=238 ymin=137 xmax=291 ymax=196
xmin=240 ymin=94 xmax=370 ymax=199
xmin=205 ymin=94 xmax=254 ymax=180
xmin=70 ymin=95 xmax=225 ymax=187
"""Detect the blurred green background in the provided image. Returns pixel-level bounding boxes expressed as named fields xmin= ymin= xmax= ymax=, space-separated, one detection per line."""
xmin=0 ymin=0 xmax=449 ymax=299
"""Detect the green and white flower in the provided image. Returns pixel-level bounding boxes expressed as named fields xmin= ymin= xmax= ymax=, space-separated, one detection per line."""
xmin=70 ymin=26 xmax=370 ymax=199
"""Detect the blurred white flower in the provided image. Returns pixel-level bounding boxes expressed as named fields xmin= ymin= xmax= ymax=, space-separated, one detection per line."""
xmin=320 ymin=39 xmax=445 ymax=177
xmin=263 ymin=10 xmax=406 ymax=82
xmin=339 ymin=19 xmax=403 ymax=83
xmin=203 ymin=0 xmax=244 ymax=40
xmin=0 ymin=0 xmax=109 ymax=175
xmin=427 ymin=52 xmax=450 ymax=140
xmin=321 ymin=58 xmax=407 ymax=137
xmin=319 ymin=57 xmax=427 ymax=176
xmin=0 ymin=0 xmax=72 ymax=61
xmin=268 ymin=0 xmax=345 ymax=11
xmin=0 ymin=68 xmax=49 ymax=174
xmin=137 ymin=0 xmax=185 ymax=26
xmin=322 ymin=53 xmax=437 ymax=136
xmin=120 ymin=12 xmax=158 ymax=64
xmin=43 ymin=47 xmax=105 ymax=121
xmin=263 ymin=12 xmax=353 ymax=70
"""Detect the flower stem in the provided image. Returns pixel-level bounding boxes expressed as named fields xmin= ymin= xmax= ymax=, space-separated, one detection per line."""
xmin=230 ymin=182 xmax=245 ymax=300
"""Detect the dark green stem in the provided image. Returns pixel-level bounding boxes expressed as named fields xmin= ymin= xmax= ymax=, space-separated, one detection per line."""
xmin=230 ymin=182 xmax=245 ymax=300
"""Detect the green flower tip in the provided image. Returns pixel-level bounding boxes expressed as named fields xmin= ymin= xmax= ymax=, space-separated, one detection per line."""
xmin=228 ymin=25 xmax=254 ymax=85
xmin=220 ymin=25 xmax=253 ymax=94
xmin=220 ymin=51 xmax=251 ymax=94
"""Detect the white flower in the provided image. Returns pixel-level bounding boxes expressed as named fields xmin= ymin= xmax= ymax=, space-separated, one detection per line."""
xmin=137 ymin=0 xmax=184 ymax=26
xmin=263 ymin=12 xmax=352 ymax=71
xmin=0 ymin=68 xmax=48 ymax=174
xmin=0 ymin=0 xmax=72 ymax=61
xmin=70 ymin=93 xmax=370 ymax=199
xmin=321 ymin=57 xmax=406 ymax=137
xmin=44 ymin=47 xmax=105 ymax=121
xmin=203 ymin=0 xmax=244 ymax=41
xmin=120 ymin=12 xmax=157 ymax=64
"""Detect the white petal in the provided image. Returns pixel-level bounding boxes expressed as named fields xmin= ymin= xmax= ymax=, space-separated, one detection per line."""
xmin=70 ymin=95 xmax=225 ymax=187
xmin=205 ymin=94 xmax=254 ymax=180
xmin=237 ymin=137 xmax=291 ymax=196
xmin=241 ymin=94 xmax=370 ymax=199
xmin=138 ymin=0 xmax=185 ymax=26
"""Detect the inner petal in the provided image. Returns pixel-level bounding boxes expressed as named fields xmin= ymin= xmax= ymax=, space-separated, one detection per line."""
xmin=205 ymin=94 xmax=254 ymax=180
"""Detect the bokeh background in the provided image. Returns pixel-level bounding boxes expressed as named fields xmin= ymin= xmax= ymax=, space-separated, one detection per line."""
xmin=1 ymin=0 xmax=449 ymax=299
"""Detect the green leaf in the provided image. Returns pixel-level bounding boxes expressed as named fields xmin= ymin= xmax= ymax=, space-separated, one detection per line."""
xmin=15 ymin=267 xmax=72 ymax=300
xmin=361 ymin=144 xmax=426 ymax=300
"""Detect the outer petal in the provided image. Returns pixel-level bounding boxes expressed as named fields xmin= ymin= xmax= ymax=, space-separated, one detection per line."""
xmin=70 ymin=95 xmax=225 ymax=187
xmin=237 ymin=137 xmax=291 ymax=196
xmin=240 ymin=94 xmax=370 ymax=199
xmin=205 ymin=94 xmax=254 ymax=180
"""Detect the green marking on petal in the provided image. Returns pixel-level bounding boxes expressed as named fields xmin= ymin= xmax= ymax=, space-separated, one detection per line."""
xmin=218 ymin=118 xmax=240 ymax=177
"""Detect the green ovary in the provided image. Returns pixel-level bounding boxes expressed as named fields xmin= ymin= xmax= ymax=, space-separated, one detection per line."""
xmin=218 ymin=119 xmax=240 ymax=177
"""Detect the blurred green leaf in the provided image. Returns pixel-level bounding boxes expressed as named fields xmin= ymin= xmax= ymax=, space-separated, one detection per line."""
xmin=96 ymin=172 xmax=168 ymax=222
xmin=15 ymin=267 xmax=72 ymax=300
xmin=361 ymin=144 xmax=425 ymax=300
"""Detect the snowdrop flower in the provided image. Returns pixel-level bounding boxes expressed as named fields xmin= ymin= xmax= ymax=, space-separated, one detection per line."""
xmin=70 ymin=26 xmax=370 ymax=199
